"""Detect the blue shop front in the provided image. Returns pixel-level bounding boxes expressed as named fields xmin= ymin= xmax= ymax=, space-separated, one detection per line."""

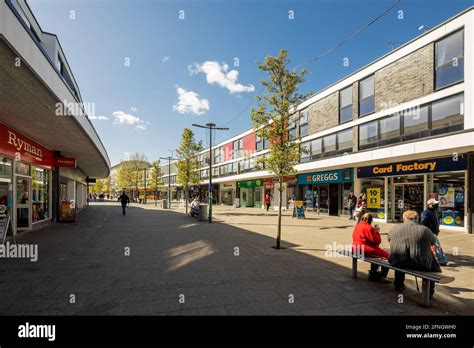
xmin=297 ymin=169 xmax=354 ymax=216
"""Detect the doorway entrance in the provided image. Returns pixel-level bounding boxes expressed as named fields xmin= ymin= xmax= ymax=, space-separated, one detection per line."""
xmin=392 ymin=182 xmax=424 ymax=222
xmin=15 ymin=176 xmax=31 ymax=230
xmin=329 ymin=184 xmax=339 ymax=216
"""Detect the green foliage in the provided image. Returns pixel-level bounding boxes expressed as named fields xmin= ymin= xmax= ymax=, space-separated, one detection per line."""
xmin=148 ymin=160 xmax=163 ymax=190
xmin=116 ymin=153 xmax=148 ymax=190
xmin=176 ymin=128 xmax=202 ymax=190
xmin=251 ymin=49 xmax=307 ymax=187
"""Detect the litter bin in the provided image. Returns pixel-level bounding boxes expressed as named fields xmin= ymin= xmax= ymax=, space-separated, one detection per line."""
xmin=199 ymin=204 xmax=208 ymax=221
xmin=234 ymin=198 xmax=240 ymax=208
xmin=162 ymin=199 xmax=168 ymax=209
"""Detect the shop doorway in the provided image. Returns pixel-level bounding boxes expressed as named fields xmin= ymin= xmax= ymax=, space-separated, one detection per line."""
xmin=329 ymin=184 xmax=339 ymax=216
xmin=240 ymin=188 xmax=254 ymax=207
xmin=393 ymin=183 xmax=424 ymax=222
xmin=15 ymin=176 xmax=31 ymax=230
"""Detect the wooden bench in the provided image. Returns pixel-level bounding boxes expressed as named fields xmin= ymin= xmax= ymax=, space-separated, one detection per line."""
xmin=338 ymin=249 xmax=455 ymax=308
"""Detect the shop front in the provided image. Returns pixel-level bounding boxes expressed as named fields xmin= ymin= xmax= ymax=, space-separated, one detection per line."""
xmin=263 ymin=176 xmax=297 ymax=210
xmin=237 ymin=179 xmax=263 ymax=208
xmin=219 ymin=182 xmax=236 ymax=205
xmin=297 ymin=169 xmax=354 ymax=216
xmin=0 ymin=123 xmax=54 ymax=234
xmin=357 ymin=155 xmax=469 ymax=231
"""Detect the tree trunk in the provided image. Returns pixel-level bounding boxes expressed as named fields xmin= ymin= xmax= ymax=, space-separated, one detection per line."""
xmin=155 ymin=188 xmax=157 ymax=207
xmin=276 ymin=183 xmax=283 ymax=249
xmin=185 ymin=186 xmax=189 ymax=215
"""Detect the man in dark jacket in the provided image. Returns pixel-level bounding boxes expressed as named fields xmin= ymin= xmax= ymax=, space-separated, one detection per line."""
xmin=421 ymin=198 xmax=447 ymax=266
xmin=420 ymin=198 xmax=440 ymax=235
xmin=118 ymin=191 xmax=130 ymax=215
xmin=388 ymin=210 xmax=441 ymax=296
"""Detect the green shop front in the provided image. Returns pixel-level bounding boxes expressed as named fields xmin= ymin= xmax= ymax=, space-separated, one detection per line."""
xmin=297 ymin=169 xmax=354 ymax=216
xmin=237 ymin=179 xmax=263 ymax=208
xmin=357 ymin=155 xmax=469 ymax=231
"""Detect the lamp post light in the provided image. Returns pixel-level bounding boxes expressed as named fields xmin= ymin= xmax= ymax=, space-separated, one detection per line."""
xmin=192 ymin=123 xmax=229 ymax=223
xmin=159 ymin=154 xmax=177 ymax=208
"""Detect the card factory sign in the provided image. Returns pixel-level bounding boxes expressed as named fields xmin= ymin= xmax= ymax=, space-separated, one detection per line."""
xmin=0 ymin=124 xmax=54 ymax=168
xmin=357 ymin=156 xmax=468 ymax=178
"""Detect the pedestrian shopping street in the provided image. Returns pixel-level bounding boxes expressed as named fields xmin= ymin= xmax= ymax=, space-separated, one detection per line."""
xmin=1 ymin=202 xmax=472 ymax=316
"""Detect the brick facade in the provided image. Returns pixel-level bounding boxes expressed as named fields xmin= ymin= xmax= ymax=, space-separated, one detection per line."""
xmin=375 ymin=44 xmax=434 ymax=112
xmin=307 ymin=91 xmax=339 ymax=134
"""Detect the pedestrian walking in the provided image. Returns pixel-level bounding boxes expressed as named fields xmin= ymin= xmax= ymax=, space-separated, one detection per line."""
xmin=355 ymin=193 xmax=367 ymax=222
xmin=118 ymin=191 xmax=130 ymax=215
xmin=347 ymin=191 xmax=357 ymax=220
xmin=264 ymin=193 xmax=271 ymax=211
xmin=421 ymin=198 xmax=448 ymax=266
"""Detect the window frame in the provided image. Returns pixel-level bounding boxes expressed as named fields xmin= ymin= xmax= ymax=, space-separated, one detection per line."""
xmin=358 ymin=75 xmax=375 ymax=117
xmin=434 ymin=29 xmax=464 ymax=91
xmin=339 ymin=85 xmax=353 ymax=124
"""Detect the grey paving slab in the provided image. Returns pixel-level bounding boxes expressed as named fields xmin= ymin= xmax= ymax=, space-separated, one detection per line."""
xmin=0 ymin=201 xmax=472 ymax=316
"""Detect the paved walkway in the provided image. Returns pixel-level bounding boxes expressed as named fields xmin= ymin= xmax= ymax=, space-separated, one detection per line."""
xmin=0 ymin=201 xmax=472 ymax=315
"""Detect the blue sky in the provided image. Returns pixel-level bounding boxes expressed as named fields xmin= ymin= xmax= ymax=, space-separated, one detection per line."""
xmin=28 ymin=0 xmax=473 ymax=165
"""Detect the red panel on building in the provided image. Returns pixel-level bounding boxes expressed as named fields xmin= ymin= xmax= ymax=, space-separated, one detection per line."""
xmin=223 ymin=142 xmax=233 ymax=161
xmin=0 ymin=123 xmax=55 ymax=168
xmin=242 ymin=132 xmax=256 ymax=156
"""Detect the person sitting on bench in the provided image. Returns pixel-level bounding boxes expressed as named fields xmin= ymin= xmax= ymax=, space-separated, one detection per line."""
xmin=352 ymin=213 xmax=390 ymax=283
xmin=388 ymin=210 xmax=441 ymax=295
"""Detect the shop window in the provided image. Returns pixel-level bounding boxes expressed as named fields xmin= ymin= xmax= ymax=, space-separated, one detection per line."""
xmin=339 ymin=85 xmax=352 ymax=123
xmin=402 ymin=106 xmax=429 ymax=141
xmin=15 ymin=162 xmax=30 ymax=176
xmin=361 ymin=178 xmax=385 ymax=218
xmin=323 ymin=134 xmax=337 ymax=156
xmin=0 ymin=157 xmax=13 ymax=217
xmin=300 ymin=141 xmax=311 ymax=163
xmin=299 ymin=109 xmax=309 ymax=137
xmin=378 ymin=114 xmax=400 ymax=145
xmin=431 ymin=94 xmax=464 ymax=135
xmin=336 ymin=128 xmax=353 ymax=154
xmin=359 ymin=121 xmax=378 ymax=149
xmin=256 ymin=134 xmax=263 ymax=152
xmin=288 ymin=114 xmax=297 ymax=141
xmin=32 ymin=166 xmax=49 ymax=222
xmin=310 ymin=138 xmax=322 ymax=160
xmin=427 ymin=172 xmax=465 ymax=227
xmin=435 ymin=30 xmax=464 ymax=90
xmin=359 ymin=75 xmax=375 ymax=116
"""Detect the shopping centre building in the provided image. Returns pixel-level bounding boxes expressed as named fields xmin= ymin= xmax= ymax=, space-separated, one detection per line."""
xmin=0 ymin=0 xmax=110 ymax=234
xmin=159 ymin=6 xmax=474 ymax=233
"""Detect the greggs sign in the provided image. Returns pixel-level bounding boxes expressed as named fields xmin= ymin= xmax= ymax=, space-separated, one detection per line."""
xmin=357 ymin=156 xmax=468 ymax=178
xmin=0 ymin=123 xmax=54 ymax=168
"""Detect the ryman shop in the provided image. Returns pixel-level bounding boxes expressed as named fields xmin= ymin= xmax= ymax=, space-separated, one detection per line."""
xmin=356 ymin=155 xmax=469 ymax=231
xmin=297 ymin=169 xmax=354 ymax=216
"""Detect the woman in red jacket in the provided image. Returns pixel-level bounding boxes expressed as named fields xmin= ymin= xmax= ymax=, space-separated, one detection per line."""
xmin=352 ymin=213 xmax=390 ymax=282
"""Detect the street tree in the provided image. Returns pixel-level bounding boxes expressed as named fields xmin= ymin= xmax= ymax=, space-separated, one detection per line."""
xmin=176 ymin=128 xmax=202 ymax=214
xmin=251 ymin=49 xmax=307 ymax=249
xmin=116 ymin=153 xmax=148 ymax=201
xmin=148 ymin=160 xmax=163 ymax=206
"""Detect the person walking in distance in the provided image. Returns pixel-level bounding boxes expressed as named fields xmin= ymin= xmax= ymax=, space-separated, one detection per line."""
xmin=348 ymin=191 xmax=357 ymax=220
xmin=355 ymin=193 xmax=367 ymax=222
xmin=118 ymin=191 xmax=130 ymax=215
xmin=264 ymin=193 xmax=271 ymax=212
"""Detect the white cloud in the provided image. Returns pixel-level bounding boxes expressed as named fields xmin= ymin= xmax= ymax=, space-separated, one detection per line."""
xmin=161 ymin=56 xmax=169 ymax=63
xmin=172 ymin=86 xmax=210 ymax=116
xmin=130 ymin=107 xmax=138 ymax=112
xmin=88 ymin=115 xmax=109 ymax=120
xmin=189 ymin=61 xmax=255 ymax=94
xmin=112 ymin=111 xmax=149 ymax=130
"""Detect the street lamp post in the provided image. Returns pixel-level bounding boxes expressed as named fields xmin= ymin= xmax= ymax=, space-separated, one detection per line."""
xmin=159 ymin=155 xmax=177 ymax=208
xmin=192 ymin=123 xmax=229 ymax=223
